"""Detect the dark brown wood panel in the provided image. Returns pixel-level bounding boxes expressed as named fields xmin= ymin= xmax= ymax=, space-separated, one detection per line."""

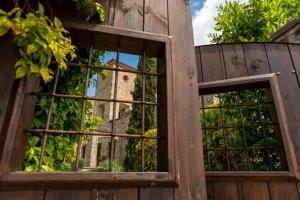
xmin=269 ymin=182 xmax=299 ymax=200
xmin=144 ymin=0 xmax=168 ymax=34
xmin=242 ymin=182 xmax=270 ymax=200
xmin=206 ymin=181 xmax=215 ymax=200
xmin=243 ymin=43 xmax=271 ymax=75
xmin=0 ymin=34 xmax=18 ymax=139
xmin=200 ymin=45 xmax=224 ymax=82
xmin=113 ymin=0 xmax=144 ymax=31
xmin=288 ymin=44 xmax=300 ymax=89
xmin=265 ymin=43 xmax=300 ymax=171
xmin=169 ymin=0 xmax=206 ymax=199
xmin=139 ymin=188 xmax=173 ymax=200
xmin=213 ymin=181 xmax=238 ymax=200
xmin=222 ymin=44 xmax=248 ymax=79
xmin=97 ymin=189 xmax=138 ymax=200
xmin=45 ymin=190 xmax=92 ymax=200
xmin=195 ymin=47 xmax=203 ymax=83
xmin=0 ymin=191 xmax=44 ymax=200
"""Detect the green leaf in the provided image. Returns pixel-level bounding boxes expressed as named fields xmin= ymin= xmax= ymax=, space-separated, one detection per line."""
xmin=40 ymin=68 xmax=53 ymax=83
xmin=53 ymin=17 xmax=62 ymax=28
xmin=0 ymin=24 xmax=9 ymax=36
xmin=27 ymin=44 xmax=39 ymax=55
xmin=38 ymin=3 xmax=45 ymax=15
xmin=30 ymin=64 xmax=40 ymax=73
xmin=15 ymin=66 xmax=27 ymax=79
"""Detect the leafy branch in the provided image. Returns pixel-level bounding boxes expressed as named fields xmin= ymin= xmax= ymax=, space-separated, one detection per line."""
xmin=0 ymin=3 xmax=76 ymax=83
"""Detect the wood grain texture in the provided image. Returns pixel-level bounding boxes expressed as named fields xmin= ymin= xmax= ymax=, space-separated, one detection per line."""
xmin=200 ymin=45 xmax=224 ymax=82
xmin=45 ymin=190 xmax=92 ymax=200
xmin=195 ymin=47 xmax=203 ymax=83
xmin=206 ymin=181 xmax=215 ymax=200
xmin=97 ymin=189 xmax=138 ymax=200
xmin=0 ymin=191 xmax=44 ymax=200
xmin=144 ymin=0 xmax=168 ymax=34
xmin=213 ymin=181 xmax=238 ymax=200
xmin=243 ymin=43 xmax=270 ymax=75
xmin=139 ymin=188 xmax=173 ymax=200
xmin=265 ymin=43 xmax=300 ymax=171
xmin=168 ymin=0 xmax=207 ymax=199
xmin=288 ymin=44 xmax=300 ymax=89
xmin=269 ymin=182 xmax=299 ymax=200
xmin=114 ymin=0 xmax=144 ymax=31
xmin=0 ymin=34 xmax=18 ymax=139
xmin=242 ymin=182 xmax=270 ymax=200
xmin=222 ymin=44 xmax=248 ymax=78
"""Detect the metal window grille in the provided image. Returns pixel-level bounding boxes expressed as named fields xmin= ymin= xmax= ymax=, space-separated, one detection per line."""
xmin=200 ymin=86 xmax=288 ymax=171
xmin=25 ymin=41 xmax=165 ymax=173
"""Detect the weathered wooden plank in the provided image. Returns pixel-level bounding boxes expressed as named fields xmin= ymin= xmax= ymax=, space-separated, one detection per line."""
xmin=242 ymin=182 xmax=270 ymax=200
xmin=222 ymin=44 xmax=248 ymax=79
xmin=213 ymin=181 xmax=238 ymax=200
xmin=0 ymin=34 xmax=18 ymax=139
xmin=98 ymin=189 xmax=138 ymax=200
xmin=139 ymin=188 xmax=173 ymax=200
xmin=200 ymin=45 xmax=224 ymax=82
xmin=0 ymin=191 xmax=44 ymax=200
xmin=206 ymin=181 xmax=215 ymax=200
xmin=265 ymin=43 xmax=300 ymax=171
xmin=243 ymin=43 xmax=270 ymax=75
xmin=288 ymin=44 xmax=300 ymax=89
xmin=114 ymin=0 xmax=144 ymax=31
xmin=269 ymin=182 xmax=299 ymax=200
xmin=144 ymin=0 xmax=168 ymax=34
xmin=195 ymin=47 xmax=203 ymax=83
xmin=45 ymin=190 xmax=92 ymax=200
xmin=168 ymin=0 xmax=207 ymax=199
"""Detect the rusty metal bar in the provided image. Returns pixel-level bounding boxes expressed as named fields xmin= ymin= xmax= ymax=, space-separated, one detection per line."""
xmin=141 ymin=50 xmax=146 ymax=172
xmin=74 ymin=43 xmax=93 ymax=171
xmin=37 ymin=69 xmax=60 ymax=172
xmin=31 ymin=92 xmax=161 ymax=106
xmin=109 ymin=45 xmax=120 ymax=172
xmin=200 ymin=101 xmax=274 ymax=110
xmin=25 ymin=129 xmax=160 ymax=139
xmin=218 ymin=93 xmax=231 ymax=171
xmin=64 ymin=62 xmax=163 ymax=77
xmin=202 ymin=123 xmax=279 ymax=130
xmin=236 ymin=91 xmax=250 ymax=170
xmin=255 ymin=89 xmax=273 ymax=171
xmin=207 ymin=146 xmax=281 ymax=151
xmin=201 ymin=95 xmax=211 ymax=171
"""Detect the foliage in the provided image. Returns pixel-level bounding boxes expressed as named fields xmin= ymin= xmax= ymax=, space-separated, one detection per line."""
xmin=135 ymin=129 xmax=157 ymax=172
xmin=74 ymin=0 xmax=106 ymax=22
xmin=209 ymin=0 xmax=300 ymax=43
xmin=201 ymin=89 xmax=285 ymax=171
xmin=124 ymin=58 xmax=158 ymax=171
xmin=24 ymin=48 xmax=105 ymax=172
xmin=88 ymin=159 xmax=124 ymax=172
xmin=0 ymin=4 xmax=76 ymax=83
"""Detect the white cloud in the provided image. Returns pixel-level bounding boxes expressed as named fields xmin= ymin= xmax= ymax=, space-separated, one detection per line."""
xmin=192 ymin=0 xmax=248 ymax=46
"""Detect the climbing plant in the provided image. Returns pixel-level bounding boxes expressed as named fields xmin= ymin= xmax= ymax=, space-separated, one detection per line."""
xmin=0 ymin=4 xmax=76 ymax=83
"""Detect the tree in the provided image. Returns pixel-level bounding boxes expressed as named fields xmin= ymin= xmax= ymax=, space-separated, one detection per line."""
xmin=124 ymin=58 xmax=157 ymax=171
xmin=209 ymin=0 xmax=300 ymax=43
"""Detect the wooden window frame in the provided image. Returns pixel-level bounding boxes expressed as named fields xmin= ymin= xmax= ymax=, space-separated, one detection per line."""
xmin=0 ymin=22 xmax=179 ymax=190
xmin=199 ymin=73 xmax=299 ymax=181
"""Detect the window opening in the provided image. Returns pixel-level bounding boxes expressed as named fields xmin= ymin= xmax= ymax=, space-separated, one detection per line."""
xmin=22 ymin=35 xmax=167 ymax=174
xmin=200 ymin=85 xmax=288 ymax=171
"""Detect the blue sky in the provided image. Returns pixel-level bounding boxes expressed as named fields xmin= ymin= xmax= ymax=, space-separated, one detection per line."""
xmin=191 ymin=0 xmax=205 ymax=17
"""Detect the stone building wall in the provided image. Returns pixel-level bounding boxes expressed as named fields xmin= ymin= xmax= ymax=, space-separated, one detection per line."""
xmin=83 ymin=60 xmax=137 ymax=168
